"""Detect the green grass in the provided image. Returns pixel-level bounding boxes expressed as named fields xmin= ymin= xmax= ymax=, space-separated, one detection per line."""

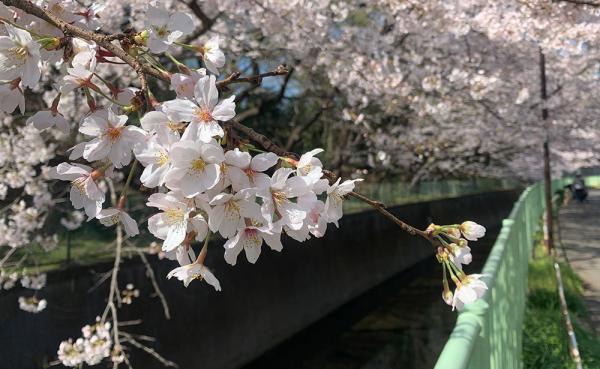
xmin=523 ymin=241 xmax=600 ymax=369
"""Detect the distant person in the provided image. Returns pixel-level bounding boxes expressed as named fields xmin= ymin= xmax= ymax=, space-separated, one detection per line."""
xmin=573 ymin=174 xmax=588 ymax=203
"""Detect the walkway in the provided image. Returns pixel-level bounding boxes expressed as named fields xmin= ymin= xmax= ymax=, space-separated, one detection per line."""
xmin=559 ymin=189 xmax=600 ymax=332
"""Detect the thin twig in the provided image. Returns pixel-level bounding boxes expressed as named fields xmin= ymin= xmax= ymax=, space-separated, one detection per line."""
xmin=87 ymin=269 xmax=113 ymax=293
xmin=216 ymin=65 xmax=289 ymax=89
xmin=0 ymin=247 xmax=17 ymax=268
xmin=136 ymin=249 xmax=171 ymax=320
xmin=120 ymin=333 xmax=178 ymax=368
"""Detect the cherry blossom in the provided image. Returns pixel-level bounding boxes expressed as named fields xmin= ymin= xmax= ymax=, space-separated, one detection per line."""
xmin=145 ymin=5 xmax=194 ymax=53
xmin=0 ymin=24 xmax=40 ymax=88
xmin=18 ymin=296 xmax=47 ymax=313
xmin=78 ymin=108 xmax=145 ymax=168
xmin=26 ymin=110 xmax=69 ymax=134
xmin=225 ymin=149 xmax=279 ymax=191
xmin=21 ymin=273 xmax=47 ymax=290
xmin=199 ymin=36 xmax=225 ymax=74
xmin=0 ymin=83 xmax=24 ymax=114
xmin=147 ymin=192 xmax=191 ymax=252
xmin=452 ymin=274 xmax=488 ymax=311
xmin=257 ymin=168 xmax=307 ymax=231
xmin=167 ymin=261 xmax=221 ymax=290
xmin=208 ymin=189 xmax=262 ymax=238
xmin=49 ymin=163 xmax=105 ymax=219
xmin=162 ymin=75 xmax=236 ymax=143
xmin=97 ymin=207 xmax=139 ymax=237
xmin=165 ymin=140 xmax=224 ymax=197
xmin=324 ymin=178 xmax=363 ymax=225
xmin=224 ymin=221 xmax=283 ymax=265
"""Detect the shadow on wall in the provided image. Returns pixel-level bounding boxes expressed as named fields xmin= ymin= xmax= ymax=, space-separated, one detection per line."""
xmin=0 ymin=190 xmax=520 ymax=369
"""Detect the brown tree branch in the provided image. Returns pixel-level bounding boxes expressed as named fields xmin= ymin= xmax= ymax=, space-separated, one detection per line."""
xmin=216 ymin=64 xmax=289 ymax=89
xmin=555 ymin=0 xmax=600 ymax=6
xmin=180 ymin=1 xmax=221 ymax=43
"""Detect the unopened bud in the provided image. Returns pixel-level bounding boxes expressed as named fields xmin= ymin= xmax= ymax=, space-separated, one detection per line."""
xmin=40 ymin=37 xmax=62 ymax=51
xmin=117 ymin=196 xmax=126 ymax=209
xmin=195 ymin=45 xmax=206 ymax=55
xmin=176 ymin=63 xmax=192 ymax=75
xmin=280 ymin=157 xmax=298 ymax=168
xmin=90 ymin=169 xmax=104 ymax=181
xmin=442 ymin=290 xmax=453 ymax=306
xmin=426 ymin=223 xmax=441 ymax=236
xmin=133 ymin=30 xmax=149 ymax=46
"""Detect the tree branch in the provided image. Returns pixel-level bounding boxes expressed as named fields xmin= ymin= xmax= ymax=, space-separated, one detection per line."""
xmin=555 ymin=0 xmax=600 ymax=6
xmin=180 ymin=1 xmax=221 ymax=43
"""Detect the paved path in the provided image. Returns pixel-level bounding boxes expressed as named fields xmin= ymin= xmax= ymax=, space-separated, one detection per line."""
xmin=559 ymin=189 xmax=600 ymax=332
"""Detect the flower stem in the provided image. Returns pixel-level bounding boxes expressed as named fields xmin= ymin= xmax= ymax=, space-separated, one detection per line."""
xmin=119 ymin=160 xmax=138 ymax=201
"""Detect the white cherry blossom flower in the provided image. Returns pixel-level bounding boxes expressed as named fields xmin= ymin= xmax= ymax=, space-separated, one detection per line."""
xmin=170 ymin=68 xmax=206 ymax=99
xmin=208 ymin=189 xmax=263 ymax=238
xmin=59 ymin=65 xmax=95 ymax=94
xmin=257 ymin=168 xmax=308 ymax=230
xmin=139 ymin=110 xmax=182 ymax=144
xmin=165 ymin=140 xmax=224 ymax=197
xmin=0 ymin=24 xmax=41 ymax=88
xmin=200 ymin=36 xmax=225 ymax=74
xmin=162 ymin=75 xmax=236 ymax=143
xmin=460 ymin=221 xmax=486 ymax=241
xmin=26 ymin=110 xmax=69 ymax=134
xmin=135 ymin=133 xmax=176 ymax=188
xmin=18 ymin=296 xmax=47 ymax=313
xmin=452 ymin=274 xmax=488 ymax=311
xmin=145 ymin=5 xmax=194 ymax=53
xmin=305 ymin=198 xmax=328 ymax=238
xmin=97 ymin=207 xmax=139 ymax=237
xmin=71 ymin=38 xmax=97 ymax=70
xmin=147 ymin=192 xmax=191 ymax=252
xmin=80 ymin=108 xmax=145 ymax=168
xmin=449 ymin=244 xmax=472 ymax=269
xmin=324 ymin=178 xmax=363 ymax=225
xmin=167 ymin=261 xmax=221 ymax=290
xmin=21 ymin=273 xmax=47 ymax=290
xmin=75 ymin=3 xmax=105 ymax=30
xmin=225 ymin=149 xmax=279 ymax=191
xmin=223 ymin=221 xmax=283 ymax=265
xmin=296 ymin=148 xmax=324 ymax=176
xmin=0 ymin=83 xmax=25 ymax=114
xmin=57 ymin=338 xmax=85 ymax=367
xmin=49 ymin=163 xmax=105 ymax=219
xmin=45 ymin=0 xmax=80 ymax=23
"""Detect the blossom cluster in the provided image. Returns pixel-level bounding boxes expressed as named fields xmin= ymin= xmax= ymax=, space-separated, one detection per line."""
xmin=1 ymin=0 xmax=366 ymax=293
xmin=2 ymin=271 xmax=49 ymax=313
xmin=427 ymin=221 xmax=488 ymax=310
xmin=57 ymin=318 xmax=118 ymax=367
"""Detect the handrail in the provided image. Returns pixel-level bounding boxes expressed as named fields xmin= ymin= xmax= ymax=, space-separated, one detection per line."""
xmin=433 ymin=175 xmax=600 ymax=369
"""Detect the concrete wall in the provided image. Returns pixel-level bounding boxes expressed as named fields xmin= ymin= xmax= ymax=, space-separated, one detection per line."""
xmin=0 ymin=190 xmax=520 ymax=369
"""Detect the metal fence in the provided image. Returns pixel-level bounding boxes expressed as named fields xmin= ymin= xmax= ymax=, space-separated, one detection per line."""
xmin=345 ymin=178 xmax=518 ymax=213
xmin=433 ymin=175 xmax=600 ymax=369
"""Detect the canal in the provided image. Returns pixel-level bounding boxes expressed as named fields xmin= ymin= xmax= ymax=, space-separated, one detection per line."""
xmin=244 ymin=227 xmax=497 ymax=369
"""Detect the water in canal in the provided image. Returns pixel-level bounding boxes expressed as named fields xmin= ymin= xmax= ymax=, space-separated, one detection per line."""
xmin=243 ymin=228 xmax=498 ymax=369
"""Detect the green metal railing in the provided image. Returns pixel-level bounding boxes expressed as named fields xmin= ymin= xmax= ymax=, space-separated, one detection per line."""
xmin=434 ymin=175 xmax=600 ymax=369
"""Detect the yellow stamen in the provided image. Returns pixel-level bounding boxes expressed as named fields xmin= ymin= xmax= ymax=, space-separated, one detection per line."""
xmin=197 ymin=107 xmax=212 ymax=122
xmin=190 ymin=158 xmax=206 ymax=173
xmin=157 ymin=151 xmax=169 ymax=166
xmin=9 ymin=46 xmax=28 ymax=61
xmin=106 ymin=126 xmax=123 ymax=142
xmin=165 ymin=209 xmax=185 ymax=225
